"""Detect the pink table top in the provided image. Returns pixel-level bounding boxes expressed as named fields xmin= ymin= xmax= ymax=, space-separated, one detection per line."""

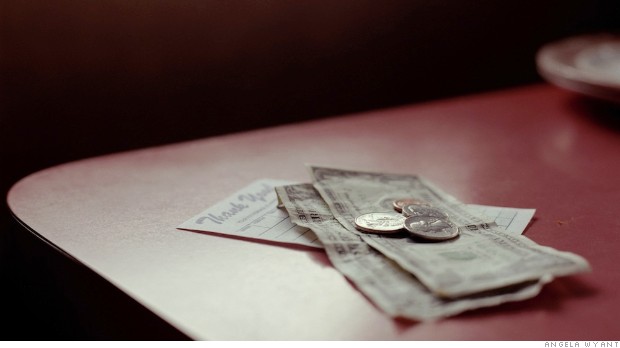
xmin=7 ymin=84 xmax=620 ymax=340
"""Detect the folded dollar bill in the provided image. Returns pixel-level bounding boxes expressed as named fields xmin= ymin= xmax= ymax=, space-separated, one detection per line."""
xmin=308 ymin=165 xmax=590 ymax=298
xmin=276 ymin=183 xmax=550 ymax=320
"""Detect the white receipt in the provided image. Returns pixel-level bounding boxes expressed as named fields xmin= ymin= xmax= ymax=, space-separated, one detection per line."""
xmin=178 ymin=179 xmax=536 ymax=249
xmin=467 ymin=204 xmax=536 ymax=235
xmin=178 ymin=179 xmax=322 ymax=248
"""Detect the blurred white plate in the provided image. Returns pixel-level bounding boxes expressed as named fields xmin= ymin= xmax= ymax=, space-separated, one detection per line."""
xmin=536 ymin=34 xmax=620 ymax=103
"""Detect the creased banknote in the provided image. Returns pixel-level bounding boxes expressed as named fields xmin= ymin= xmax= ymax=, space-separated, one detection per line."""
xmin=309 ymin=165 xmax=591 ymax=298
xmin=276 ymin=183 xmax=549 ymax=320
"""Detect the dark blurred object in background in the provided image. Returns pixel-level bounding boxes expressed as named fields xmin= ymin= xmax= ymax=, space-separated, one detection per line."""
xmin=1 ymin=0 xmax=619 ymax=339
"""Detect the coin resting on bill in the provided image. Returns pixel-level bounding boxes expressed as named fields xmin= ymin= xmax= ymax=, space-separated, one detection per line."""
xmin=354 ymin=212 xmax=405 ymax=234
xmin=403 ymin=216 xmax=459 ymax=241
xmin=353 ymin=199 xmax=460 ymax=241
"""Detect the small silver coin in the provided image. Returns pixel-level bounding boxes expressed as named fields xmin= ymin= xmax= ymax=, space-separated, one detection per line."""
xmin=404 ymin=216 xmax=459 ymax=241
xmin=392 ymin=198 xmax=432 ymax=212
xmin=354 ymin=212 xmax=406 ymax=234
xmin=401 ymin=205 xmax=449 ymax=219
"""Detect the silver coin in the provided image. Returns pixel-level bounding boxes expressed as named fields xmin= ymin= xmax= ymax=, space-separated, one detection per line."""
xmin=354 ymin=212 xmax=405 ymax=234
xmin=401 ymin=205 xmax=449 ymax=219
xmin=392 ymin=198 xmax=432 ymax=212
xmin=404 ymin=216 xmax=459 ymax=241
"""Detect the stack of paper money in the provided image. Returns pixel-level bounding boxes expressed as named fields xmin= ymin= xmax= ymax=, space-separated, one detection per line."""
xmin=274 ymin=165 xmax=590 ymax=321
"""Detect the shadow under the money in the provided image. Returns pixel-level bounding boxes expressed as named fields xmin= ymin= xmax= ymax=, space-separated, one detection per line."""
xmin=521 ymin=217 xmax=538 ymax=236
xmin=369 ymin=275 xmax=598 ymax=333
xmin=453 ymin=275 xmax=597 ymax=321
xmin=303 ymin=246 xmax=334 ymax=267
